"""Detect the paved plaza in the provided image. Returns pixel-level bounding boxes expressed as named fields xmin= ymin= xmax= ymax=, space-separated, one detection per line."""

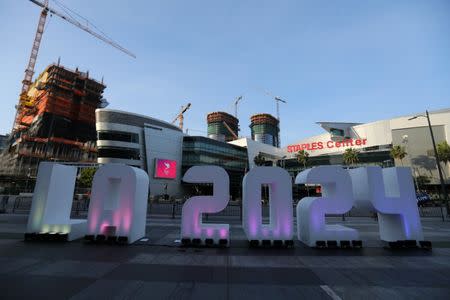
xmin=1 ymin=216 xmax=450 ymax=299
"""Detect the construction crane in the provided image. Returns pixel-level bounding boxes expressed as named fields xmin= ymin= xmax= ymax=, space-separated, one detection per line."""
xmin=172 ymin=103 xmax=191 ymax=131
xmin=234 ymin=95 xmax=243 ymax=118
xmin=14 ymin=0 xmax=135 ymax=132
xmin=254 ymin=87 xmax=287 ymax=120
xmin=185 ymin=128 xmax=207 ymax=135
xmin=274 ymin=96 xmax=287 ymax=121
xmin=255 ymin=87 xmax=286 ymax=147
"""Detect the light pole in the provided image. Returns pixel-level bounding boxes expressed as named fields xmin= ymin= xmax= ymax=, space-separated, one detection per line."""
xmin=409 ymin=110 xmax=448 ymax=217
xmin=278 ymin=155 xmax=287 ymax=169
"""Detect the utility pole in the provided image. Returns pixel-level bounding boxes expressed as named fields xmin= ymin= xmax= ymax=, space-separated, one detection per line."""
xmin=425 ymin=110 xmax=448 ymax=207
xmin=409 ymin=110 xmax=449 ymax=220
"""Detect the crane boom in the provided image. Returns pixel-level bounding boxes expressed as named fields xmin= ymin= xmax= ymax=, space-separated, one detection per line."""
xmin=172 ymin=103 xmax=191 ymax=130
xmin=234 ymin=95 xmax=242 ymax=118
xmin=29 ymin=0 xmax=136 ymax=58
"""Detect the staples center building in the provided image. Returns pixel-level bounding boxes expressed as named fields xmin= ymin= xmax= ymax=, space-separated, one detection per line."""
xmin=95 ymin=108 xmax=450 ymax=199
xmin=283 ymin=108 xmax=450 ymax=187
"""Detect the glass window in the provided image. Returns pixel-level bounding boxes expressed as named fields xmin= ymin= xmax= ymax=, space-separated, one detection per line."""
xmin=98 ymin=131 xmax=139 ymax=143
xmin=98 ymin=147 xmax=140 ymax=160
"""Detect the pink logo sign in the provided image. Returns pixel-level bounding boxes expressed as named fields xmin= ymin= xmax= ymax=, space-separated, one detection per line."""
xmin=155 ymin=159 xmax=177 ymax=179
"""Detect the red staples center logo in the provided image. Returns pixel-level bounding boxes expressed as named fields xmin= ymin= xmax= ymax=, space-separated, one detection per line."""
xmin=287 ymin=138 xmax=367 ymax=153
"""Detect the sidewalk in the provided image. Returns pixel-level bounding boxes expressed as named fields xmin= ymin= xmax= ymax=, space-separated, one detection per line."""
xmin=1 ymin=218 xmax=450 ymax=299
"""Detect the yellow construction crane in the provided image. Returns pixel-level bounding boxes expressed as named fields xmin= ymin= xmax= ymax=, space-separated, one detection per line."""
xmin=172 ymin=103 xmax=191 ymax=131
xmin=14 ymin=0 xmax=135 ymax=131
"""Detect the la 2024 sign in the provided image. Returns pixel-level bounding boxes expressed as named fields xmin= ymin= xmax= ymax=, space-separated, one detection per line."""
xmin=27 ymin=163 xmax=423 ymax=246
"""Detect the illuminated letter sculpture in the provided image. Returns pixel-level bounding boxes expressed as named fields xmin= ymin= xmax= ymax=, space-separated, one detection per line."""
xmin=349 ymin=167 xmax=423 ymax=242
xmin=27 ymin=163 xmax=86 ymax=241
xmin=86 ymin=164 xmax=149 ymax=244
xmin=181 ymin=166 xmax=230 ymax=245
xmin=242 ymin=167 xmax=293 ymax=243
xmin=295 ymin=166 xmax=357 ymax=247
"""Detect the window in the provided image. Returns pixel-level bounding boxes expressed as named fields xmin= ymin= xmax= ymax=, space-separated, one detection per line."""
xmin=98 ymin=147 xmax=141 ymax=160
xmin=330 ymin=128 xmax=345 ymax=137
xmin=98 ymin=131 xmax=139 ymax=143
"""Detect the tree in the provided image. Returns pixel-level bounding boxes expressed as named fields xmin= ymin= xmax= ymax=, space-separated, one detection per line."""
xmin=415 ymin=175 xmax=431 ymax=188
xmin=253 ymin=153 xmax=266 ymax=166
xmin=437 ymin=141 xmax=450 ymax=165
xmin=390 ymin=145 xmax=407 ymax=166
xmin=78 ymin=167 xmax=97 ymax=188
xmin=296 ymin=150 xmax=310 ymax=196
xmin=296 ymin=150 xmax=310 ymax=170
xmin=342 ymin=148 xmax=359 ymax=166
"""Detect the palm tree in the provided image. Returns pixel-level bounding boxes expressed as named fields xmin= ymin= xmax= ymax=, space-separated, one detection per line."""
xmin=390 ymin=145 xmax=407 ymax=166
xmin=342 ymin=148 xmax=359 ymax=167
xmin=437 ymin=141 xmax=450 ymax=165
xmin=437 ymin=141 xmax=450 ymax=176
xmin=253 ymin=152 xmax=266 ymax=166
xmin=296 ymin=150 xmax=310 ymax=196
xmin=296 ymin=150 xmax=310 ymax=170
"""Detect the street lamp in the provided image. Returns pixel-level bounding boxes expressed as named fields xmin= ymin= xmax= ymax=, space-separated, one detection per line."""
xmin=408 ymin=110 xmax=449 ymax=213
xmin=279 ymin=155 xmax=287 ymax=169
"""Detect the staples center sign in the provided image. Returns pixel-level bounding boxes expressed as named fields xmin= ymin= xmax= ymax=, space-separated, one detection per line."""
xmin=287 ymin=138 xmax=368 ymax=153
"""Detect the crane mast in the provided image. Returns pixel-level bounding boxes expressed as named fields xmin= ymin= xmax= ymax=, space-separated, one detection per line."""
xmin=172 ymin=103 xmax=191 ymax=131
xmin=22 ymin=0 xmax=49 ymax=94
xmin=274 ymin=96 xmax=286 ymax=121
xmin=13 ymin=1 xmax=49 ymax=132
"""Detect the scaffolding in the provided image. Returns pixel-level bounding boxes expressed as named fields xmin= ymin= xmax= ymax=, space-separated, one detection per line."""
xmin=207 ymin=111 xmax=239 ymax=142
xmin=1 ymin=64 xmax=105 ymax=178
xmin=250 ymin=113 xmax=280 ymax=147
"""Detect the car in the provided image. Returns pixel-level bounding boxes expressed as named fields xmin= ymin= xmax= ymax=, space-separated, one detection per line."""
xmin=416 ymin=192 xmax=432 ymax=207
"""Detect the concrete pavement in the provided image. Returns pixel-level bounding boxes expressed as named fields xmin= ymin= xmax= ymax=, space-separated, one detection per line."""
xmin=1 ymin=215 xmax=450 ymax=299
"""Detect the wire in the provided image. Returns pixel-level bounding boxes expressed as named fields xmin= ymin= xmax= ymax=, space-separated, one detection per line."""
xmin=44 ymin=10 xmax=52 ymax=31
xmin=51 ymin=0 xmax=115 ymax=41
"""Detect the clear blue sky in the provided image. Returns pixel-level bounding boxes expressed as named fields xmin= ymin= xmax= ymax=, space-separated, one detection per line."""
xmin=1 ymin=0 xmax=449 ymax=145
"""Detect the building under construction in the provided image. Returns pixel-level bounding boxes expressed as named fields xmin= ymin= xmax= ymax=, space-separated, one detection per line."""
xmin=250 ymin=113 xmax=280 ymax=147
xmin=0 ymin=63 xmax=106 ymax=181
xmin=207 ymin=111 xmax=239 ymax=142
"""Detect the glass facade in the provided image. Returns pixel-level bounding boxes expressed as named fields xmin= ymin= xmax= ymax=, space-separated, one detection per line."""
xmin=98 ymin=131 xmax=139 ymax=143
xmin=284 ymin=150 xmax=393 ymax=175
xmin=182 ymin=136 xmax=248 ymax=199
xmin=282 ymin=149 xmax=394 ymax=199
xmin=98 ymin=147 xmax=141 ymax=160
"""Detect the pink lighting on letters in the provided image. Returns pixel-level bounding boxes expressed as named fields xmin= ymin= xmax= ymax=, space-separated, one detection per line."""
xmin=155 ymin=159 xmax=177 ymax=179
xmin=87 ymin=164 xmax=149 ymax=244
xmin=181 ymin=166 xmax=230 ymax=244
xmin=242 ymin=167 xmax=293 ymax=242
xmin=27 ymin=162 xmax=424 ymax=249
xmin=295 ymin=166 xmax=358 ymax=247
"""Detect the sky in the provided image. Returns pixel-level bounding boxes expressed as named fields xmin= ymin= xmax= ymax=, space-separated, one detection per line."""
xmin=1 ymin=0 xmax=449 ymax=145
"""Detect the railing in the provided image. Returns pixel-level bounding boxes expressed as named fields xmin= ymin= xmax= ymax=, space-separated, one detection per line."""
xmin=7 ymin=196 xmax=449 ymax=220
